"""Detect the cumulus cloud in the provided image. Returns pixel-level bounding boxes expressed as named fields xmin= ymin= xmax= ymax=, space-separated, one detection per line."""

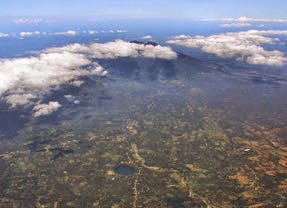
xmin=203 ymin=16 xmax=287 ymax=23
xmin=33 ymin=101 xmax=61 ymax=117
xmin=86 ymin=30 xmax=98 ymax=34
xmin=116 ymin=29 xmax=128 ymax=33
xmin=71 ymin=80 xmax=85 ymax=87
xmin=53 ymin=30 xmax=77 ymax=36
xmin=141 ymin=35 xmax=153 ymax=40
xmin=0 ymin=51 xmax=107 ymax=108
xmin=18 ymin=30 xmax=77 ymax=37
xmin=19 ymin=31 xmax=44 ymax=37
xmin=82 ymin=29 xmax=127 ymax=35
xmin=172 ymin=35 xmax=190 ymax=39
xmin=17 ymin=28 xmax=127 ymax=37
xmin=5 ymin=93 xmax=36 ymax=107
xmin=220 ymin=22 xmax=252 ymax=28
xmin=46 ymin=39 xmax=177 ymax=60
xmin=64 ymin=94 xmax=80 ymax=104
xmin=0 ymin=40 xmax=176 ymax=112
xmin=0 ymin=52 xmax=90 ymax=94
xmin=0 ymin=33 xmax=9 ymax=37
xmin=2 ymin=28 xmax=129 ymax=38
xmin=64 ymin=94 xmax=75 ymax=100
xmin=73 ymin=100 xmax=80 ymax=104
xmin=98 ymin=29 xmax=128 ymax=34
xmin=167 ymin=30 xmax=287 ymax=66
xmin=17 ymin=29 xmax=128 ymax=37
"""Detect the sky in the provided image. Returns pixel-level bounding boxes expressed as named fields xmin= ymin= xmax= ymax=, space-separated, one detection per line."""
xmin=1 ymin=0 xmax=287 ymax=20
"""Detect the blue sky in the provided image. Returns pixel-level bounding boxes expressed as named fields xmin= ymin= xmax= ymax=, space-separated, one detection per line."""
xmin=1 ymin=0 xmax=287 ymax=20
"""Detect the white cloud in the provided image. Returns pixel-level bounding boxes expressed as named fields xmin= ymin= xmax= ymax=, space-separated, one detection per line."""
xmin=53 ymin=30 xmax=77 ymax=36
xmin=0 ymin=51 xmax=107 ymax=107
xmin=220 ymin=23 xmax=252 ymax=28
xmin=64 ymin=94 xmax=80 ymax=105
xmin=172 ymin=35 xmax=189 ymax=39
xmin=0 ymin=40 xmax=175 ymax=111
xmin=236 ymin=16 xmax=287 ymax=23
xmin=46 ymin=39 xmax=177 ymax=60
xmin=0 ymin=52 xmax=89 ymax=94
xmin=73 ymin=100 xmax=80 ymax=105
xmin=83 ymin=29 xmax=127 ymax=35
xmin=64 ymin=94 xmax=75 ymax=100
xmin=71 ymin=80 xmax=85 ymax=87
xmin=98 ymin=29 xmax=128 ymax=34
xmin=203 ymin=16 xmax=287 ymax=23
xmin=254 ymin=30 xmax=287 ymax=35
xmin=19 ymin=31 xmax=44 ymax=37
xmin=167 ymin=30 xmax=287 ymax=66
xmin=13 ymin=18 xmax=44 ymax=24
xmin=0 ymin=33 xmax=9 ymax=37
xmin=141 ymin=35 xmax=153 ymax=40
xmin=5 ymin=93 xmax=36 ymax=107
xmin=17 ymin=29 xmax=127 ymax=37
xmin=116 ymin=29 xmax=128 ymax=33
xmin=87 ymin=30 xmax=98 ymax=34
xmin=18 ymin=30 xmax=77 ymax=37
xmin=33 ymin=101 xmax=61 ymax=117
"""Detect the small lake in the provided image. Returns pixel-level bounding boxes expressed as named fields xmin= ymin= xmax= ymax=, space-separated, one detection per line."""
xmin=114 ymin=164 xmax=135 ymax=175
